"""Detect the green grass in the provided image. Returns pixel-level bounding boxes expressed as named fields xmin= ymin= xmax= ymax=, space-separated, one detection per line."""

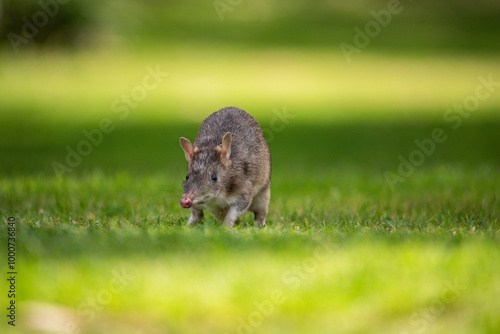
xmin=4 ymin=0 xmax=500 ymax=53
xmin=1 ymin=49 xmax=499 ymax=333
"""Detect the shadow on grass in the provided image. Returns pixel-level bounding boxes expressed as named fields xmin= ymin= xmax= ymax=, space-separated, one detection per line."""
xmin=1 ymin=118 xmax=499 ymax=177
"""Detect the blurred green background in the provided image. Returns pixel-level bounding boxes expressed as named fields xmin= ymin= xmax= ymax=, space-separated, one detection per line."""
xmin=1 ymin=1 xmax=499 ymax=333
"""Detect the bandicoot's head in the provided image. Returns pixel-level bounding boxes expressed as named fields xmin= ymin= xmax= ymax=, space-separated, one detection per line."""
xmin=179 ymin=132 xmax=237 ymax=209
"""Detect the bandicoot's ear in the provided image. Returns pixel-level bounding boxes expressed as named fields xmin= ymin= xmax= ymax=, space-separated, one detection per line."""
xmin=220 ymin=132 xmax=232 ymax=161
xmin=180 ymin=137 xmax=195 ymax=162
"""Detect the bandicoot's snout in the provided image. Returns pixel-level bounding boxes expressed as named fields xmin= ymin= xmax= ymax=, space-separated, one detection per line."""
xmin=180 ymin=197 xmax=192 ymax=209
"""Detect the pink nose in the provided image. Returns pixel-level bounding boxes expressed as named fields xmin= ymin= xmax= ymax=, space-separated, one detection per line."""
xmin=180 ymin=198 xmax=192 ymax=209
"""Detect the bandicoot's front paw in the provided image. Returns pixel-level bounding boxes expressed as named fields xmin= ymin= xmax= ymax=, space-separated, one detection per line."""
xmin=187 ymin=217 xmax=199 ymax=225
xmin=223 ymin=221 xmax=235 ymax=229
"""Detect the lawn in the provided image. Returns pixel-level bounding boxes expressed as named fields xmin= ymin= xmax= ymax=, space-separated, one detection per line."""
xmin=1 ymin=48 xmax=499 ymax=333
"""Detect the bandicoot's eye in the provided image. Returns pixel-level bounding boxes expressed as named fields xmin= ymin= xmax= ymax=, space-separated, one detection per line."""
xmin=211 ymin=174 xmax=217 ymax=182
xmin=185 ymin=174 xmax=189 ymax=181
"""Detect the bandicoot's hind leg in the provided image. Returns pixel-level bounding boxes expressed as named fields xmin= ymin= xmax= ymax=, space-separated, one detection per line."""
xmin=249 ymin=185 xmax=270 ymax=227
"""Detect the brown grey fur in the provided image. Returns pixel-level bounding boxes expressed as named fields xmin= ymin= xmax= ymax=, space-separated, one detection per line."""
xmin=179 ymin=106 xmax=271 ymax=227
